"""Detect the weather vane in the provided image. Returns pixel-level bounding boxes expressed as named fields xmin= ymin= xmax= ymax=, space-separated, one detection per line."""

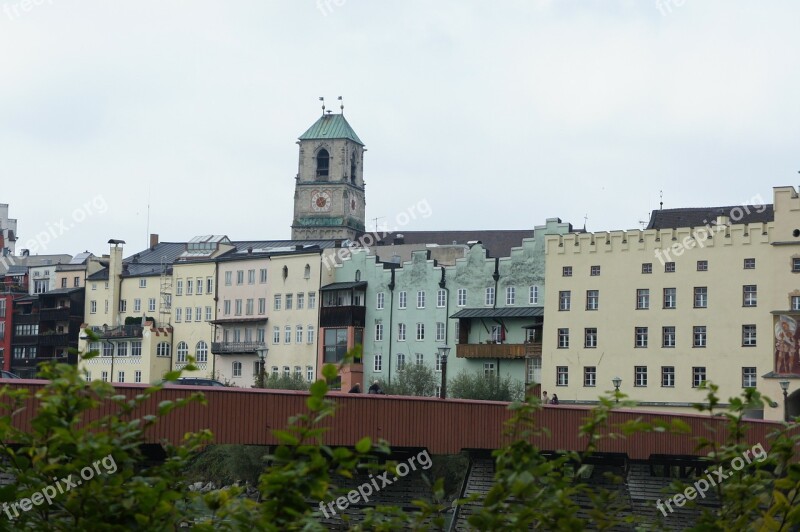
xmin=338 ymin=95 xmax=344 ymax=114
xmin=319 ymin=96 xmax=325 ymax=115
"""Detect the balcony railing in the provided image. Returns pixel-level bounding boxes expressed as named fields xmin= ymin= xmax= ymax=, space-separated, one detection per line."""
xmin=320 ymin=306 xmax=366 ymax=328
xmin=89 ymin=325 xmax=144 ymax=338
xmin=40 ymin=308 xmax=81 ymax=321
xmin=211 ymin=342 xmax=266 ymax=355
xmin=456 ymin=342 xmax=542 ymax=359
xmin=38 ymin=333 xmax=72 ymax=347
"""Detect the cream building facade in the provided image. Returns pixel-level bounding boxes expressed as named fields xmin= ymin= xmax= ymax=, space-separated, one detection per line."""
xmin=542 ymin=186 xmax=797 ymax=420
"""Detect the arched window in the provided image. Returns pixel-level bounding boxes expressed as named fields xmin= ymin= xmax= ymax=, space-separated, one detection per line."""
xmin=196 ymin=341 xmax=208 ymax=363
xmin=316 ymin=149 xmax=329 ymax=178
xmin=232 ymin=361 xmax=242 ymax=377
xmin=176 ymin=342 xmax=188 ymax=363
xmin=156 ymin=342 xmax=171 ymax=357
xmin=355 ymin=270 xmax=361 ymax=282
xmin=350 ymin=152 xmax=357 ymax=183
xmin=304 ymin=264 xmax=311 ymax=279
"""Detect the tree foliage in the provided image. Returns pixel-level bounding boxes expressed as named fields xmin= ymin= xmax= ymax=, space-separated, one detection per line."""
xmin=448 ymin=369 xmax=526 ymax=402
xmin=378 ymin=363 xmax=437 ymax=397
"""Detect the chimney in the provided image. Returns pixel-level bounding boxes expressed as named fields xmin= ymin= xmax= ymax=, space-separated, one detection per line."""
xmin=149 ymin=234 xmax=159 ymax=248
xmin=393 ymin=233 xmax=405 ymax=245
xmin=247 ymin=246 xmax=253 ymax=254
xmin=107 ymin=239 xmax=125 ymax=326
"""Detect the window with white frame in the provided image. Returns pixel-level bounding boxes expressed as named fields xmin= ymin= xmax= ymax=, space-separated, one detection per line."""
xmin=663 ymin=287 xmax=676 ymax=309
xmin=116 ymin=342 xmax=128 ymax=357
xmin=246 ymin=299 xmax=254 ymax=316
xmin=307 ymin=325 xmax=315 ymax=344
xmin=156 ymin=342 xmax=170 ymax=357
xmin=274 ymin=295 xmax=282 ymax=310
xmin=586 ymin=290 xmax=598 ymax=310
xmin=377 ymin=292 xmax=385 ymax=310
xmin=743 ymin=285 xmax=757 ymax=307
xmin=436 ymin=322 xmax=445 ymax=341
xmin=556 ymin=366 xmax=568 ymax=386
xmin=296 ymin=325 xmax=304 ymax=344
xmin=375 ymin=322 xmax=383 ymax=341
xmin=742 ymin=367 xmax=757 ymax=388
xmin=176 ymin=279 xmax=183 ymax=295
xmin=119 ymin=300 xmax=127 ymax=313
xmin=374 ymin=353 xmax=383 ymax=372
xmin=205 ymin=306 xmax=212 ymax=321
xmin=233 ymin=361 xmax=242 ymax=377
xmin=398 ymin=323 xmax=406 ymax=341
xmin=635 ymin=327 xmax=648 ymax=348
xmin=642 ymin=263 xmax=652 ymax=274
xmin=185 ymin=307 xmax=192 ymax=322
xmin=742 ymin=324 xmax=756 ymax=346
xmin=437 ymin=289 xmax=446 ymax=308
xmin=484 ymin=362 xmax=496 ymax=378
xmin=195 ymin=306 xmax=201 ymax=322
xmin=529 ymin=285 xmax=538 ymax=305
xmin=744 ymin=258 xmax=755 ymax=269
xmin=662 ymin=326 xmax=676 ymax=348
xmin=101 ymin=371 xmax=108 ymax=382
xmin=284 ymin=326 xmax=291 ymax=343
xmin=248 ymin=269 xmax=255 ymax=284
xmin=417 ymin=291 xmax=425 ymax=309
xmin=398 ymin=291 xmax=407 ymax=309
xmin=224 ymin=272 xmax=232 ymax=286
xmin=273 ymin=326 xmax=281 ymax=344
xmin=187 ymin=279 xmax=193 ymax=295
xmin=590 ymin=265 xmax=601 ymax=276
xmin=148 ymin=298 xmax=156 ymax=312
xmin=584 ymin=328 xmax=597 ymax=348
xmin=557 ymin=328 xmax=569 ymax=348
xmin=697 ymin=260 xmax=708 ymax=272
xmin=90 ymin=301 xmax=97 ymax=314
xmin=134 ymin=370 xmax=142 ymax=383
xmin=694 ymin=287 xmax=708 ymax=308
xmin=506 ymin=286 xmax=515 ymax=305
xmin=416 ymin=323 xmax=425 ymax=341
xmin=236 ymin=270 xmax=244 ymax=285
xmin=306 ymin=366 xmax=314 ymax=382
xmin=286 ymin=294 xmax=293 ymax=310
xmin=584 ymin=366 xmax=596 ymax=387
xmin=175 ymin=307 xmax=182 ymax=322
xmin=562 ymin=266 xmax=572 ymax=277
xmin=397 ymin=353 xmax=405 ymax=370
xmin=635 ymin=366 xmax=647 ymax=387
xmin=196 ymin=278 xmax=203 ymax=295
xmin=485 ymin=287 xmax=495 ymax=306
xmin=661 ymin=366 xmax=675 ymax=387
xmin=693 ymin=326 xmax=707 ymax=347
xmin=260 ymin=268 xmax=267 ymax=283
xmin=223 ymin=300 xmax=231 ymax=316
xmin=692 ymin=367 xmax=706 ymax=388
xmin=558 ymin=291 xmax=570 ymax=311
xmin=636 ymin=289 xmax=649 ymax=310
xmin=196 ymin=341 xmax=208 ymax=363
xmin=207 ymin=277 xmax=213 ymax=293
xmin=176 ymin=342 xmax=188 ymax=363
xmin=415 ymin=353 xmax=424 ymax=366
xmin=117 ymin=371 xmax=125 ymax=383
xmin=457 ymin=288 xmax=467 ymax=307
xmin=297 ymin=293 xmax=304 ymax=309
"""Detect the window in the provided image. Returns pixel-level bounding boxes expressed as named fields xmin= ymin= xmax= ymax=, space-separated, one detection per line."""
xmin=118 ymin=371 xmax=126 ymax=383
xmin=584 ymin=367 xmax=596 ymax=387
xmin=485 ymin=287 xmax=495 ymax=306
xmin=283 ymin=294 xmax=292 ymax=310
xmin=307 ymin=325 xmax=315 ymax=344
xmin=90 ymin=300 xmax=97 ymax=314
xmin=642 ymin=263 xmax=652 ymax=274
xmin=529 ymin=285 xmax=538 ymax=305
xmin=398 ymin=291 xmax=407 ymax=309
xmin=692 ymin=367 xmax=706 ymax=388
xmin=283 ymin=366 xmax=290 ymax=377
xmin=457 ymin=288 xmax=467 ymax=307
xmin=437 ymin=289 xmax=446 ymax=308
xmin=255 ymin=268 xmax=266 ymax=284
xmin=233 ymin=361 xmax=242 ymax=377
xmin=374 ymin=353 xmax=382 ymax=372
xmin=743 ymin=285 xmax=757 ymax=307
xmin=306 ymin=366 xmax=314 ymax=382
xmin=590 ymin=265 xmax=601 ymax=276
xmin=505 ymin=286 xmax=515 ymax=305
xmin=635 ymin=366 xmax=648 ymax=387
xmin=74 ymin=276 xmax=80 ymax=287
xmin=223 ymin=300 xmax=231 ymax=316
xmin=663 ymin=287 xmax=676 ymax=309
xmin=296 ymin=325 xmax=304 ymax=344
xmin=793 ymin=296 xmax=800 ymax=311
xmin=274 ymin=295 xmax=282 ymax=310
xmin=203 ymin=306 xmax=211 ymax=321
xmin=526 ymin=357 xmax=540 ymax=385
xmin=207 ymin=277 xmax=213 ymax=293
xmin=175 ymin=307 xmax=182 ymax=322
xmin=115 ymin=342 xmax=128 ymax=357
xmin=435 ymin=352 xmax=442 ymax=372
xmin=247 ymin=269 xmax=255 ymax=285
xmin=196 ymin=278 xmax=203 ymax=295
xmin=91 ymin=283 xmax=96 ymax=291
xmin=156 ymin=342 xmax=171 ymax=357
xmin=694 ymin=287 xmax=708 ymax=308
xmin=257 ymin=328 xmax=265 ymax=343
xmin=148 ymin=298 xmax=156 ymax=312
xmin=195 ymin=341 xmax=208 ymax=363
xmin=316 ymin=148 xmax=330 ymax=176
xmin=273 ymin=326 xmax=281 ymax=344
xmin=224 ymin=271 xmax=232 ymax=286
xmin=176 ymin=279 xmax=183 ymax=295
xmin=662 ymin=326 xmax=676 ymax=348
xmin=586 ymin=290 xmax=599 ymax=310
xmin=742 ymin=325 xmax=757 ymax=346
xmin=236 ymin=270 xmax=244 ymax=285
xmin=397 ymin=353 xmax=406 ymax=370
xmin=743 ymin=258 xmax=755 ymax=269
xmin=417 ymin=291 xmax=425 ymax=309
xmin=134 ymin=371 xmax=142 ymax=383
xmin=284 ymin=326 xmax=291 ymax=343
xmin=101 ymin=371 xmax=108 ymax=383
xmin=793 ymin=258 xmax=800 ymax=272
xmin=271 ymin=367 xmax=278 ymax=377
xmin=693 ymin=326 xmax=707 ymax=347
xmin=636 ymin=289 xmax=650 ymax=310
xmin=416 ymin=323 xmax=425 ymax=341
xmin=665 ymin=262 xmax=675 ymax=273
xmin=375 ymin=322 xmax=383 ymax=341
xmin=377 ymin=292 xmax=385 ymax=310
xmin=415 ymin=353 xmax=424 ymax=366
xmin=584 ymin=328 xmax=597 ymax=348
xmin=563 ymin=266 xmax=572 ymax=277
xmin=742 ymin=367 xmax=757 ymax=388
xmin=133 ymin=298 xmax=141 ymax=313
xmin=185 ymin=307 xmax=193 ymax=322
xmin=661 ymin=366 xmax=675 ymax=387
xmin=484 ymin=362 xmax=496 ymax=378
xmin=490 ymin=325 xmax=503 ymax=342
xmin=61 ymin=278 xmax=67 ymax=288
xmin=556 ymin=366 xmax=568 ymax=386
xmin=558 ymin=291 xmax=571 ymax=311
xmin=296 ymin=293 xmax=304 ymax=309
xmin=105 ymin=300 xmax=109 ymax=314
xmin=186 ymin=279 xmax=193 ymax=295
xmin=119 ymin=300 xmax=127 ymax=313
xmin=436 ymin=322 xmax=445 ymax=342
xmin=398 ymin=323 xmax=406 ymax=341
xmin=557 ymin=328 xmax=569 ymax=348
xmin=697 ymin=260 xmax=708 ymax=272
xmin=635 ymin=327 xmax=648 ymax=348
xmin=176 ymin=342 xmax=188 ymax=363
xmin=130 ymin=340 xmax=141 ymax=357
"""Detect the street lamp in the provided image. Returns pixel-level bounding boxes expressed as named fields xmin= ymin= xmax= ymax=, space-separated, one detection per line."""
xmin=438 ymin=346 xmax=450 ymax=399
xmin=256 ymin=347 xmax=269 ymax=389
xmin=612 ymin=376 xmax=622 ymax=404
xmin=779 ymin=380 xmax=790 ymax=422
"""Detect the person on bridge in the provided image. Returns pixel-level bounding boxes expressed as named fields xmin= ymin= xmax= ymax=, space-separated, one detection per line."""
xmin=368 ymin=380 xmax=384 ymax=395
xmin=348 ymin=383 xmax=362 ymax=393
xmin=551 ymin=394 xmax=559 ymax=405
xmin=542 ymin=391 xmax=550 ymax=404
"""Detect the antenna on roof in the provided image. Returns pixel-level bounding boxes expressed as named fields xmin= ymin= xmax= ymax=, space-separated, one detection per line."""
xmin=319 ymin=96 xmax=325 ymax=116
xmin=372 ymin=216 xmax=385 ymax=233
xmin=338 ymin=95 xmax=343 ymax=114
xmin=583 ymin=214 xmax=588 ymax=231
xmin=146 ymin=184 xmax=151 ymax=249
xmin=659 ymin=189 xmax=663 ymax=210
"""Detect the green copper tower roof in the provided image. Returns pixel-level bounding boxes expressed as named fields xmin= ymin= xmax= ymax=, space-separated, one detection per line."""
xmin=298 ymin=113 xmax=364 ymax=145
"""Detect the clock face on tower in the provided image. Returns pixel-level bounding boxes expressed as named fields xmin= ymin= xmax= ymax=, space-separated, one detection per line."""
xmin=311 ymin=190 xmax=331 ymax=212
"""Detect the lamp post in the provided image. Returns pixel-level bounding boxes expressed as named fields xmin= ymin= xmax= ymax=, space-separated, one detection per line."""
xmin=438 ymin=346 xmax=450 ymax=399
xmin=612 ymin=376 xmax=622 ymax=404
xmin=256 ymin=347 xmax=268 ymax=389
xmin=779 ymin=380 xmax=790 ymax=422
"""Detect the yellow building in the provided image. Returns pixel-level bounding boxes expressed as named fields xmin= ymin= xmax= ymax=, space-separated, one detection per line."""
xmin=543 ymin=186 xmax=797 ymax=420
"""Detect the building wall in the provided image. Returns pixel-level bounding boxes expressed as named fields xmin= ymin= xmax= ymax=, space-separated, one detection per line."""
xmin=542 ymin=188 xmax=792 ymax=419
xmin=171 ymin=261 xmax=217 ymax=378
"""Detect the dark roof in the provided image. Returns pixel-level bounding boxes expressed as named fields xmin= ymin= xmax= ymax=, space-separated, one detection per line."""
xmin=40 ymin=287 xmax=84 ymax=296
xmin=647 ymin=205 xmax=774 ymax=230
xmin=320 ymin=281 xmax=367 ymax=291
xmin=375 ymin=230 xmax=534 ymax=257
xmin=209 ymin=317 xmax=269 ymax=325
xmin=298 ymin=113 xmax=364 ymax=145
xmin=450 ymin=307 xmax=544 ymax=319
xmin=4 ymin=265 xmax=27 ymax=276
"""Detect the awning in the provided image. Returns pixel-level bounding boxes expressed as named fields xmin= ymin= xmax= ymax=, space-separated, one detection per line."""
xmin=450 ymin=307 xmax=544 ymax=320
xmin=320 ymin=281 xmax=367 ymax=291
xmin=209 ymin=317 xmax=268 ymax=325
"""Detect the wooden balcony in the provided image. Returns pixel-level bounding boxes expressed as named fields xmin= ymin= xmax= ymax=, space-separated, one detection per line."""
xmin=456 ymin=342 xmax=542 ymax=359
xmin=320 ymin=306 xmax=366 ymax=328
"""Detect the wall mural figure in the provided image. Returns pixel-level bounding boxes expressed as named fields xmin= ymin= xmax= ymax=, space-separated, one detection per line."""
xmin=775 ymin=315 xmax=798 ymax=374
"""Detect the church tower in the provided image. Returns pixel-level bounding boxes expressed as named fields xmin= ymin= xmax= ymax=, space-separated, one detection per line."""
xmin=291 ymin=104 xmax=366 ymax=241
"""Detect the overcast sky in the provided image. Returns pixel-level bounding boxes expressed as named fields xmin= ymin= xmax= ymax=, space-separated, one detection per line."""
xmin=1 ymin=0 xmax=797 ymax=257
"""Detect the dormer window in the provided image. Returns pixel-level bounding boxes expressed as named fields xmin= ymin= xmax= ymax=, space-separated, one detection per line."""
xmin=316 ymin=149 xmax=330 ymax=178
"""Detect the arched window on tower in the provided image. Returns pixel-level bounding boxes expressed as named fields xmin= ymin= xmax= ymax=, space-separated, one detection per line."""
xmin=316 ymin=149 xmax=329 ymax=178
xmin=350 ymin=152 xmax=357 ymax=184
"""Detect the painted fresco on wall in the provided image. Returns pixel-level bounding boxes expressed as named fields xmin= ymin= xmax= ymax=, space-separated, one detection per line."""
xmin=775 ymin=315 xmax=800 ymax=374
